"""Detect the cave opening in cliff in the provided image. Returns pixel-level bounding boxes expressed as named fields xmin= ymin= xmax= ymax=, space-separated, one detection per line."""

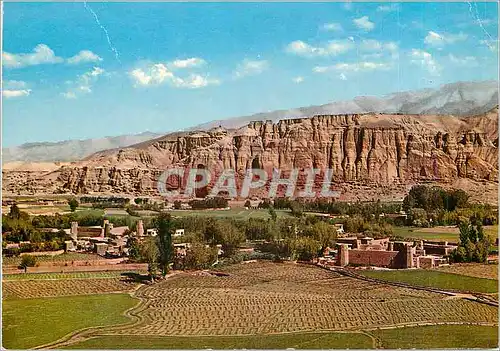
xmin=195 ymin=164 xmax=209 ymax=198
xmin=252 ymin=157 xmax=262 ymax=170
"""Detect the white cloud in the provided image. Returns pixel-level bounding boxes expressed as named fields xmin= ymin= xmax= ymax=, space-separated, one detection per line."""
xmin=313 ymin=61 xmax=391 ymax=73
xmin=424 ymin=31 xmax=467 ymax=47
xmin=353 ymin=16 xmax=375 ymax=31
xmin=3 ymin=80 xmax=31 ymax=98
xmin=336 ymin=62 xmax=391 ymax=72
xmin=410 ymin=49 xmax=440 ymax=75
xmin=67 ymin=50 xmax=102 ymax=64
xmin=384 ymin=42 xmax=399 ymax=52
xmin=130 ymin=63 xmax=219 ymax=88
xmin=360 ymin=40 xmax=398 ymax=52
xmin=62 ymin=66 xmax=105 ymax=98
xmin=361 ymin=53 xmax=383 ymax=60
xmin=170 ymin=57 xmax=206 ymax=69
xmin=339 ymin=73 xmax=347 ymax=81
xmin=130 ymin=64 xmax=174 ymax=86
xmin=180 ymin=74 xmax=220 ymax=89
xmin=322 ymin=23 xmax=343 ymax=32
xmin=3 ymin=45 xmax=104 ymax=68
xmin=286 ymin=41 xmax=324 ymax=57
xmin=2 ymin=89 xmax=31 ymax=98
xmin=312 ymin=66 xmax=328 ymax=73
xmin=360 ymin=40 xmax=382 ymax=51
xmin=449 ymin=54 xmax=478 ymax=66
xmin=377 ymin=4 xmax=400 ymax=12
xmin=233 ymin=59 xmax=269 ymax=78
xmin=286 ymin=40 xmax=353 ymax=58
xmin=292 ymin=76 xmax=304 ymax=83
xmin=2 ymin=44 xmax=64 ymax=68
xmin=4 ymin=80 xmax=27 ymax=89
xmin=343 ymin=2 xmax=353 ymax=11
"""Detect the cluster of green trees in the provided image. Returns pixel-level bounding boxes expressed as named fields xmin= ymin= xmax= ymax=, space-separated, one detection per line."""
xmin=68 ymin=198 xmax=79 ymax=212
xmin=128 ymin=213 xmax=175 ymax=280
xmin=85 ymin=197 xmax=131 ymax=209
xmin=129 ymin=201 xmax=165 ymax=212
xmin=2 ymin=208 xmax=68 ymax=254
xmin=403 ymin=186 xmax=468 ymax=212
xmin=2 ymin=204 xmax=66 ymax=253
xmin=2 ymin=204 xmax=147 ymax=254
xmin=343 ymin=216 xmax=393 ymax=238
xmin=188 ymin=197 xmax=229 ymax=209
xmin=128 ymin=209 xmax=344 ymax=278
xmin=403 ymin=185 xmax=497 ymax=227
xmin=270 ymin=198 xmax=401 ymax=219
xmin=450 ymin=220 xmax=492 ymax=263
xmin=134 ymin=198 xmax=149 ymax=205
xmin=19 ymin=255 xmax=37 ymax=272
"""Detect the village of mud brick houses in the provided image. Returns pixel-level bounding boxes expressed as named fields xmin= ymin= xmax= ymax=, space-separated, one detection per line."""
xmin=6 ymin=217 xmax=456 ymax=270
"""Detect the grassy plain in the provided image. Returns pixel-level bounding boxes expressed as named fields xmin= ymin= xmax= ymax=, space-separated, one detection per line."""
xmin=370 ymin=324 xmax=499 ymax=349
xmin=170 ymin=208 xmax=291 ymax=219
xmin=64 ymin=325 xmax=500 ymax=349
xmin=392 ymin=225 xmax=498 ymax=243
xmin=433 ymin=263 xmax=498 ymax=280
xmin=2 ymin=294 xmax=137 ymax=349
xmin=65 ymin=332 xmax=374 ymax=349
xmin=391 ymin=226 xmax=459 ymax=242
xmin=359 ymin=269 xmax=498 ymax=293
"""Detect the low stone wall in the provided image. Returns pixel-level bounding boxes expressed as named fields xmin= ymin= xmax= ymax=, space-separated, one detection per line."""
xmin=3 ymin=263 xmax=148 ymax=274
xmin=348 ymin=250 xmax=399 ymax=268
xmin=20 ymin=250 xmax=65 ymax=257
xmin=35 ymin=257 xmax=126 ymax=267
xmin=3 ymin=257 xmax=127 ymax=271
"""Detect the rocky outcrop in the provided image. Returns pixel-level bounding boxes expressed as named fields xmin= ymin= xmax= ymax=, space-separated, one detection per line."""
xmin=3 ymin=108 xmax=498 ymax=199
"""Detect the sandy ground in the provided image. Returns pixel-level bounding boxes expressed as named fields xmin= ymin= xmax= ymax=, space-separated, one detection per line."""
xmin=2 ymin=161 xmax=71 ymax=172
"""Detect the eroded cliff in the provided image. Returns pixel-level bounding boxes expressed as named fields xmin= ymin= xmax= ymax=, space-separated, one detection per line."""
xmin=3 ymin=108 xmax=498 ymax=200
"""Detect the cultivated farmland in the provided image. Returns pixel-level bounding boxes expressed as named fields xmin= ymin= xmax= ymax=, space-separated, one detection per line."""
xmin=3 ymin=261 xmax=498 ymax=349
xmin=102 ymin=262 xmax=497 ymax=337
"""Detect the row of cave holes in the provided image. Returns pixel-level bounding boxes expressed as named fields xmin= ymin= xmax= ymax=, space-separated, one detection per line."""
xmin=170 ymin=159 xmax=263 ymax=197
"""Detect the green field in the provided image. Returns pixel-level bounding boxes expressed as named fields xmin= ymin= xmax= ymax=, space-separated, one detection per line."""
xmin=2 ymin=294 xmax=137 ymax=349
xmin=65 ymin=332 xmax=374 ymax=349
xmin=391 ymin=225 xmax=498 ymax=243
xmin=63 ymin=325 xmax=500 ymax=349
xmin=73 ymin=209 xmax=105 ymax=217
xmin=370 ymin=325 xmax=499 ymax=349
xmin=170 ymin=208 xmax=292 ymax=219
xmin=391 ymin=226 xmax=459 ymax=242
xmin=359 ymin=269 xmax=498 ymax=293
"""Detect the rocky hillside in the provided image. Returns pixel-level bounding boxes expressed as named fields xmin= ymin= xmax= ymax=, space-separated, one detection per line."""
xmin=3 ymin=107 xmax=497 ymax=202
xmin=3 ymin=80 xmax=497 ymax=163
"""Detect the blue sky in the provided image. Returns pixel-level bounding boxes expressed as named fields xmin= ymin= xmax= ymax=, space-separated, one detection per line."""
xmin=2 ymin=2 xmax=498 ymax=147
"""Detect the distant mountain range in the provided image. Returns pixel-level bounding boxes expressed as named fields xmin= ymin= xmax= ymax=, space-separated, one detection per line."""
xmin=2 ymin=80 xmax=497 ymax=163
xmin=2 ymin=132 xmax=162 ymax=163
xmin=191 ymin=80 xmax=498 ymax=130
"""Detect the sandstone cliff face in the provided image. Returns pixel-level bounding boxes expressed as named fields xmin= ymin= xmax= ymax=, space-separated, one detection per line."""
xmin=3 ymin=108 xmax=498 ymax=198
